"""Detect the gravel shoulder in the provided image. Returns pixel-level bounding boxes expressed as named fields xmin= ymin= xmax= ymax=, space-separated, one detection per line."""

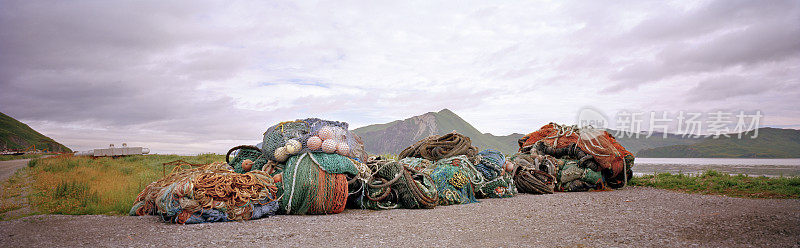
xmin=1 ymin=187 xmax=798 ymax=247
xmin=0 ymin=158 xmax=30 ymax=183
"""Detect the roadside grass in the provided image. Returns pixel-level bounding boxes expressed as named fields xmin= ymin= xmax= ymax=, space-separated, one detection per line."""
xmin=0 ymin=170 xmax=29 ymax=217
xmin=0 ymin=154 xmax=42 ymax=161
xmin=5 ymin=154 xmax=223 ymax=217
xmin=630 ymin=170 xmax=800 ymax=199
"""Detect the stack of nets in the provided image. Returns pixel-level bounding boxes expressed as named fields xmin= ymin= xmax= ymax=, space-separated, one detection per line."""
xmin=262 ymin=118 xmax=369 ymax=164
xmin=347 ymin=157 xmax=438 ymax=210
xmin=518 ymin=123 xmax=634 ymax=188
xmin=280 ymin=152 xmax=357 ymax=214
xmin=130 ymin=162 xmax=279 ymax=224
xmin=473 ymin=150 xmax=517 ymax=198
xmin=430 ymin=155 xmax=481 ymax=205
xmin=399 ymin=131 xmax=478 ymax=161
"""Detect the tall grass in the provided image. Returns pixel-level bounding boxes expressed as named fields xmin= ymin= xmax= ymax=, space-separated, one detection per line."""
xmin=630 ymin=170 xmax=800 ymax=199
xmin=19 ymin=154 xmax=223 ymax=215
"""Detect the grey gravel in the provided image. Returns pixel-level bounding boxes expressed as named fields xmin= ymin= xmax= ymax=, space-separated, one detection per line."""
xmin=0 ymin=187 xmax=798 ymax=247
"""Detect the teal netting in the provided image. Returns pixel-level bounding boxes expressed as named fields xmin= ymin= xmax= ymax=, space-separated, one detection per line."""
xmin=430 ymin=155 xmax=480 ymax=205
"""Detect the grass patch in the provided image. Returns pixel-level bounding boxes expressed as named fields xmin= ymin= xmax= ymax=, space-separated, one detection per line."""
xmin=0 ymin=154 xmax=42 ymax=161
xmin=9 ymin=154 xmax=223 ymax=216
xmin=630 ymin=170 xmax=800 ymax=199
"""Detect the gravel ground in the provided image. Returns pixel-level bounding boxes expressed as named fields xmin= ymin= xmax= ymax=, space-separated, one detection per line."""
xmin=1 ymin=187 xmax=798 ymax=247
xmin=0 ymin=158 xmax=30 ymax=183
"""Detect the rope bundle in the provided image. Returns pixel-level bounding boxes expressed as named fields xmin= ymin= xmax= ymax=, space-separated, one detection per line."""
xmin=509 ymin=153 xmax=557 ymax=194
xmin=130 ymin=162 xmax=279 ymax=223
xmin=399 ymin=131 xmax=478 ymax=161
xmin=513 ymin=166 xmax=555 ymax=194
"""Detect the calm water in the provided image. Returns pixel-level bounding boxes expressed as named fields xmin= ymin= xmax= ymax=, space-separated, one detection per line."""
xmin=633 ymin=158 xmax=800 ymax=177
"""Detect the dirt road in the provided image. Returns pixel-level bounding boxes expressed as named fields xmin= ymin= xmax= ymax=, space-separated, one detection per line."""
xmin=1 ymin=187 xmax=798 ymax=247
xmin=0 ymin=158 xmax=31 ymax=183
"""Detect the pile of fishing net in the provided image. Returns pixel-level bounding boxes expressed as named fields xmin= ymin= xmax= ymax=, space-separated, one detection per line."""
xmin=346 ymin=156 xmax=438 ymax=210
xmin=257 ymin=118 xmax=367 ymax=215
xmin=348 ymin=131 xmax=517 ymax=209
xmin=130 ymin=162 xmax=280 ymax=224
xmin=513 ymin=122 xmax=635 ymax=191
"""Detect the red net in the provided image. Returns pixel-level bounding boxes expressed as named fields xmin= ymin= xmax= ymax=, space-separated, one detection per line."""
xmin=519 ymin=123 xmax=633 ymax=178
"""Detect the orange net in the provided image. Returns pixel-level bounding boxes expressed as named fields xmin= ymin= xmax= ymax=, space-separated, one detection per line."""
xmin=519 ymin=123 xmax=633 ymax=178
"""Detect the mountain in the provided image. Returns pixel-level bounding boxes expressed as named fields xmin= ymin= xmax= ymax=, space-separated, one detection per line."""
xmin=610 ymin=130 xmax=704 ymax=154
xmin=636 ymin=128 xmax=800 ymax=158
xmin=353 ymin=109 xmax=523 ymax=155
xmin=0 ymin=112 xmax=72 ymax=153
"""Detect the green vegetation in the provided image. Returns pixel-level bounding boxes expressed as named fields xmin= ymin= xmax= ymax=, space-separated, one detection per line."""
xmin=1 ymin=154 xmax=223 ymax=218
xmin=0 ymin=154 xmax=42 ymax=161
xmin=630 ymin=170 xmax=800 ymax=198
xmin=0 ymin=112 xmax=72 ymax=153
xmin=432 ymin=109 xmax=523 ymax=154
xmin=637 ymin=128 xmax=800 ymax=158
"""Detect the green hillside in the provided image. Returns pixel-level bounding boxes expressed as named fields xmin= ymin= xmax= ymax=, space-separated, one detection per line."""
xmin=0 ymin=112 xmax=72 ymax=152
xmin=610 ymin=130 xmax=704 ymax=154
xmin=430 ymin=109 xmax=521 ymax=154
xmin=637 ymin=128 xmax=800 ymax=158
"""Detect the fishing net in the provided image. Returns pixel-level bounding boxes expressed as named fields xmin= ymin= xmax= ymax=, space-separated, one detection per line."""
xmin=430 ymin=155 xmax=481 ymax=205
xmin=262 ymin=118 xmax=369 ymax=164
xmin=475 ymin=174 xmax=517 ymax=198
xmin=556 ymin=159 xmax=604 ymax=192
xmin=226 ymin=145 xmax=268 ymax=173
xmin=399 ymin=131 xmax=478 ymax=161
xmin=399 ymin=157 xmax=436 ymax=174
xmin=280 ymin=152 xmax=356 ymax=215
xmin=472 ymin=149 xmax=517 ymax=198
xmin=348 ymin=157 xmax=439 ymax=210
xmin=475 ymin=150 xmax=505 ymax=181
xmin=130 ymin=162 xmax=280 ymax=224
xmin=518 ymin=123 xmax=634 ymax=188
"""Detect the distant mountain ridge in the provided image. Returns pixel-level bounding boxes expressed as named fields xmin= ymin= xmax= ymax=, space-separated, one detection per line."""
xmin=0 ymin=112 xmax=71 ymax=153
xmin=636 ymin=127 xmax=800 ymax=158
xmin=353 ymin=109 xmax=523 ymax=154
xmin=352 ymin=109 xmax=800 ymax=158
xmin=610 ymin=130 xmax=704 ymax=154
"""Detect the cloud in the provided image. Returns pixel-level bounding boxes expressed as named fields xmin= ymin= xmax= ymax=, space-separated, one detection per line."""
xmin=0 ymin=0 xmax=798 ymax=153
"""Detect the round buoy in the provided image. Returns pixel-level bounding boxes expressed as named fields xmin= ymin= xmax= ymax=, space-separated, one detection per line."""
xmin=241 ymin=159 xmax=254 ymax=172
xmin=321 ymin=139 xmax=337 ymax=153
xmin=318 ymin=126 xmax=335 ymax=140
xmin=274 ymin=147 xmax=289 ymax=162
xmin=285 ymin=139 xmax=302 ymax=154
xmin=504 ymin=161 xmax=515 ymax=172
xmin=307 ymin=136 xmax=322 ymax=150
xmin=273 ymin=173 xmax=282 ymax=183
xmin=336 ymin=142 xmax=350 ymax=156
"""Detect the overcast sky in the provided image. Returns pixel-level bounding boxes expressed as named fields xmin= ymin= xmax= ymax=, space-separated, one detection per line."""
xmin=1 ymin=0 xmax=798 ymax=154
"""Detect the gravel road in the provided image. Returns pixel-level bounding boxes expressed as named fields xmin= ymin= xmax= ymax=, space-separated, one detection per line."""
xmin=0 ymin=158 xmax=30 ymax=183
xmin=1 ymin=187 xmax=798 ymax=247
